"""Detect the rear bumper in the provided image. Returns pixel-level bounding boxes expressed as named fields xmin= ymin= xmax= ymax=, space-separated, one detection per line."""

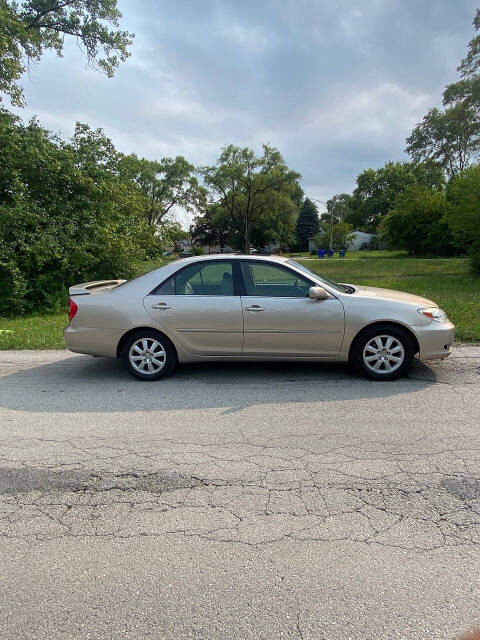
xmin=64 ymin=326 xmax=121 ymax=358
xmin=414 ymin=321 xmax=455 ymax=361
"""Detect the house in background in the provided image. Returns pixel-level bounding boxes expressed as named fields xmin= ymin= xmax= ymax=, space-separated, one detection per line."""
xmin=308 ymin=230 xmax=377 ymax=252
xmin=349 ymin=231 xmax=376 ymax=251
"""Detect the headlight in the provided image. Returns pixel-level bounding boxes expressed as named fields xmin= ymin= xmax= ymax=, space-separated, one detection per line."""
xmin=417 ymin=307 xmax=448 ymax=322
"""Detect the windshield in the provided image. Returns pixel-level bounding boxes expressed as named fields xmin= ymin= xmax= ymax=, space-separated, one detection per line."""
xmin=286 ymin=259 xmax=348 ymax=293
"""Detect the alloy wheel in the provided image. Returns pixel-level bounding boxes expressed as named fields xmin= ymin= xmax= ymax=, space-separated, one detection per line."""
xmin=362 ymin=335 xmax=405 ymax=374
xmin=128 ymin=338 xmax=166 ymax=375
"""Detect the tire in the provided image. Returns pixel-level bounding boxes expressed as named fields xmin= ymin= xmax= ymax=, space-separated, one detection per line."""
xmin=350 ymin=324 xmax=415 ymax=381
xmin=121 ymin=330 xmax=176 ymax=381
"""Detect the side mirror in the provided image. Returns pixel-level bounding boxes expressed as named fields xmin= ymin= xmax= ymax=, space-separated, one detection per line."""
xmin=309 ymin=286 xmax=329 ymax=300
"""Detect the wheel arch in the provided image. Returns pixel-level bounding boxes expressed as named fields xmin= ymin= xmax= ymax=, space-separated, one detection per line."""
xmin=116 ymin=326 xmax=178 ymax=362
xmin=348 ymin=321 xmax=420 ymax=362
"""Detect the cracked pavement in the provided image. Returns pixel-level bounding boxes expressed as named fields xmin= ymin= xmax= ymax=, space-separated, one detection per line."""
xmin=1 ymin=347 xmax=480 ymax=639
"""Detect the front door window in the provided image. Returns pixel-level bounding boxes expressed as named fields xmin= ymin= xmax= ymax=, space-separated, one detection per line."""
xmin=241 ymin=262 xmax=311 ymax=298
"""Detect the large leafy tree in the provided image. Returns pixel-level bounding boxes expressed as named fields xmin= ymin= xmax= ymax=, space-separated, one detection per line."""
xmin=190 ymin=203 xmax=234 ymax=250
xmin=326 ymin=193 xmax=353 ymax=224
xmin=202 ymin=144 xmax=301 ymax=252
xmin=351 ymin=161 xmax=445 ymax=232
xmin=406 ymin=9 xmax=480 ymax=178
xmin=295 ymin=198 xmax=320 ymax=251
xmin=318 ymin=193 xmax=356 ymax=238
xmin=314 ymin=222 xmax=355 ymax=252
xmin=446 ymin=165 xmax=480 ymax=273
xmin=117 ymin=154 xmax=207 ymax=226
xmin=458 ymin=8 xmax=480 ymax=77
xmin=380 ymin=186 xmax=455 ymax=256
xmin=0 ymin=109 xmax=161 ymax=314
xmin=0 ymin=0 xmax=133 ymax=106
xmin=405 ymin=104 xmax=480 ymax=178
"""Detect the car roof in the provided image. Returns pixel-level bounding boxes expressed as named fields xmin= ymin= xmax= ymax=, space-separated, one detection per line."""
xmin=121 ymin=253 xmax=298 ymax=294
xmin=173 ymin=254 xmax=290 ymax=266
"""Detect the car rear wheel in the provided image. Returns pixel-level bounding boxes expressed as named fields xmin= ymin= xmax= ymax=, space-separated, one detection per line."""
xmin=122 ymin=330 xmax=176 ymax=381
xmin=350 ymin=325 xmax=415 ymax=381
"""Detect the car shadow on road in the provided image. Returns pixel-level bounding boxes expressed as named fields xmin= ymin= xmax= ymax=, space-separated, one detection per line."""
xmin=0 ymin=354 xmax=437 ymax=414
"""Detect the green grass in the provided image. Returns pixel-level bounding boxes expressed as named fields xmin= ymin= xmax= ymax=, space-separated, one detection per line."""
xmin=1 ymin=253 xmax=479 ymax=349
xmin=294 ymin=257 xmax=468 ymax=278
xmin=288 ymin=250 xmax=411 ymax=260
xmin=0 ymin=312 xmax=66 ymax=350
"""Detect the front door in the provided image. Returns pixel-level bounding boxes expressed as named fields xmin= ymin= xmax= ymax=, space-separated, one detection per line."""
xmin=144 ymin=260 xmax=243 ymax=355
xmin=240 ymin=261 xmax=344 ymax=357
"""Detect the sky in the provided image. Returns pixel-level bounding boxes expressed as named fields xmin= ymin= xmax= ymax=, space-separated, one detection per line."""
xmin=11 ymin=0 xmax=480 ymax=226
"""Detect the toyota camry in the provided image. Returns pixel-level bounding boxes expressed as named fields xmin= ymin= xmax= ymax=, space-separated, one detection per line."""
xmin=64 ymin=255 xmax=454 ymax=381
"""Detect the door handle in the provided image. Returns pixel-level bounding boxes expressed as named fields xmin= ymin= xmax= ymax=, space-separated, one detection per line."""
xmin=151 ymin=303 xmax=171 ymax=310
xmin=244 ymin=305 xmax=264 ymax=312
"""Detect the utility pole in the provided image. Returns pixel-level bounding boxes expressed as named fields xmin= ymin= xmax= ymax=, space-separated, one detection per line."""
xmin=311 ymin=198 xmax=330 ymax=249
xmin=329 ymin=205 xmax=334 ymax=251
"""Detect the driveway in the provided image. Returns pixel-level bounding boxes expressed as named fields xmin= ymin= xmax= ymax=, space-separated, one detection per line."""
xmin=1 ymin=348 xmax=480 ymax=639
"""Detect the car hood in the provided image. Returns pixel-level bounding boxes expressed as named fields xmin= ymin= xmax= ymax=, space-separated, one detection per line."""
xmin=348 ymin=284 xmax=437 ymax=308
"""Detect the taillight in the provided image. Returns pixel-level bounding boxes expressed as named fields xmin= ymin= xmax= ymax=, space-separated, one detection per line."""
xmin=68 ymin=299 xmax=78 ymax=322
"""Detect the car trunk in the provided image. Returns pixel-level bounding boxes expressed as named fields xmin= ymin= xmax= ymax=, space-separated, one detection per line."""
xmin=68 ymin=280 xmax=126 ymax=296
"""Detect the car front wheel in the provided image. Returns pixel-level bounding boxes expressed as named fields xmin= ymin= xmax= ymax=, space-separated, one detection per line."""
xmin=122 ymin=330 xmax=176 ymax=381
xmin=350 ymin=325 xmax=415 ymax=381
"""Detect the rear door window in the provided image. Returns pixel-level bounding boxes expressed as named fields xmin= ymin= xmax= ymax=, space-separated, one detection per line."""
xmin=154 ymin=262 xmax=235 ymax=296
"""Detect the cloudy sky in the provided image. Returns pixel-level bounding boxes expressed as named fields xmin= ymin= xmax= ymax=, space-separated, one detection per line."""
xmin=12 ymin=0 xmax=479 ymax=225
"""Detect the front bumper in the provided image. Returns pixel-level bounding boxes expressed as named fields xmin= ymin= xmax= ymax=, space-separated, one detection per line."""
xmin=414 ymin=321 xmax=455 ymax=361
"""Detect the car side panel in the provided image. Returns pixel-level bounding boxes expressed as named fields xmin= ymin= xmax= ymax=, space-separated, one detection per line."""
xmin=241 ymin=296 xmax=345 ymax=356
xmin=64 ymin=288 xmax=166 ymax=358
xmin=337 ymin=295 xmax=450 ymax=361
xmin=144 ymin=295 xmax=244 ymax=355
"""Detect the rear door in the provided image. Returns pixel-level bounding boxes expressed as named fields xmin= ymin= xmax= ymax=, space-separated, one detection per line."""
xmin=144 ymin=260 xmax=243 ymax=355
xmin=240 ymin=261 xmax=344 ymax=357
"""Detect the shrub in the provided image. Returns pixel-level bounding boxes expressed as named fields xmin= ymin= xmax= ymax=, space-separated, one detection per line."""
xmin=446 ymin=165 xmax=480 ymax=274
xmin=380 ymin=186 xmax=456 ymax=255
xmin=0 ymin=109 xmax=164 ymax=315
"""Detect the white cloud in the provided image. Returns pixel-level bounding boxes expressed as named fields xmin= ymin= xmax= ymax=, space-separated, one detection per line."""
xmin=304 ymin=82 xmax=431 ymax=140
xmin=8 ymin=0 xmax=478 ymax=225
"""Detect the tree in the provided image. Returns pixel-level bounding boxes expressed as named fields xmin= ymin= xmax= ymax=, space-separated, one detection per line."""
xmin=0 ymin=0 xmax=133 ymax=106
xmin=158 ymin=220 xmax=188 ymax=252
xmin=446 ymin=165 xmax=480 ymax=273
xmin=202 ymin=144 xmax=301 ymax=253
xmin=295 ymin=198 xmax=320 ymax=251
xmin=326 ymin=193 xmax=354 ymax=224
xmin=380 ymin=186 xmax=455 ymax=256
xmin=405 ymin=9 xmax=480 ymax=179
xmin=314 ymin=222 xmax=355 ymax=251
xmin=0 ymin=109 xmax=161 ymax=314
xmin=442 ymin=76 xmax=480 ymax=113
xmin=117 ymin=154 xmax=207 ymax=226
xmin=351 ymin=161 xmax=445 ymax=231
xmin=405 ymin=104 xmax=480 ymax=178
xmin=458 ymin=8 xmax=480 ymax=77
xmin=190 ymin=203 xmax=234 ymax=250
xmin=317 ymin=193 xmax=356 ymax=243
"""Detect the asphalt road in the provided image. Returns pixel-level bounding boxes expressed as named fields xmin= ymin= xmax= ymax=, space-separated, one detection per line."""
xmin=1 ymin=348 xmax=480 ymax=640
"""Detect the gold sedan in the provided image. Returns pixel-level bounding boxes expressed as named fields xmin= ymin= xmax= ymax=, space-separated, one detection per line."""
xmin=64 ymin=255 xmax=454 ymax=381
